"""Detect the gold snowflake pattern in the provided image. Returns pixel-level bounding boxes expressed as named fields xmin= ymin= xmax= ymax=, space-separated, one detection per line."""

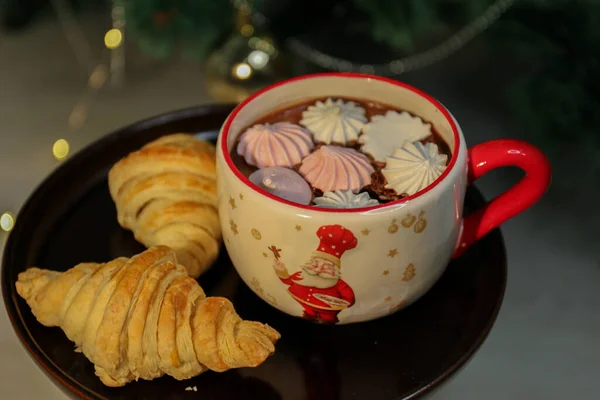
xmin=295 ymin=224 xmax=302 ymax=231
xmin=361 ymin=228 xmax=371 ymax=236
xmin=262 ymin=252 xmax=268 ymax=258
xmin=382 ymin=270 xmax=390 ymax=276
xmin=229 ymin=196 xmax=236 ymax=209
xmin=239 ymin=193 xmax=244 ymax=200
xmin=387 ymin=248 xmax=398 ymax=258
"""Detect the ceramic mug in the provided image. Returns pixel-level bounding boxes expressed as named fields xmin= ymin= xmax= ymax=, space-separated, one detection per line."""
xmin=216 ymin=73 xmax=551 ymax=325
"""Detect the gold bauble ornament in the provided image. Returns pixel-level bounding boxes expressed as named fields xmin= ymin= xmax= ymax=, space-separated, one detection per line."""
xmin=204 ymin=4 xmax=285 ymax=103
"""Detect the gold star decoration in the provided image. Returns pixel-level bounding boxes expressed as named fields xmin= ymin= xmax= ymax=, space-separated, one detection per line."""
xmin=387 ymin=248 xmax=398 ymax=258
xmin=384 ymin=296 xmax=392 ymax=303
xmin=402 ymin=263 xmax=416 ymax=281
xmin=239 ymin=193 xmax=244 ymax=200
xmin=361 ymin=228 xmax=371 ymax=236
xmin=295 ymin=224 xmax=302 ymax=231
xmin=382 ymin=270 xmax=390 ymax=276
xmin=262 ymin=252 xmax=268 ymax=258
xmin=229 ymin=196 xmax=237 ymax=209
xmin=229 ymin=219 xmax=238 ymax=235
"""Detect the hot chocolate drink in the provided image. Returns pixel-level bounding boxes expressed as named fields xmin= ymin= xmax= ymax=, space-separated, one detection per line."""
xmin=230 ymin=97 xmax=452 ymax=208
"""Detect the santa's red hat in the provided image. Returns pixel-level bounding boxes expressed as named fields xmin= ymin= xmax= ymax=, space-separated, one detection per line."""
xmin=312 ymin=225 xmax=357 ymax=267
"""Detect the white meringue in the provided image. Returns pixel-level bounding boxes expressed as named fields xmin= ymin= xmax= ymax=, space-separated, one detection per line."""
xmin=299 ymin=145 xmax=374 ymax=193
xmin=314 ymin=190 xmax=380 ymax=209
xmin=382 ymin=141 xmax=448 ymax=196
xmin=300 ymin=98 xmax=368 ymax=144
xmin=236 ymin=122 xmax=314 ymax=168
xmin=359 ymin=110 xmax=432 ymax=162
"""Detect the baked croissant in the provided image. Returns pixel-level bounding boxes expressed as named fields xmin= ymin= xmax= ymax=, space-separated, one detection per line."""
xmin=108 ymin=134 xmax=220 ymax=278
xmin=15 ymin=246 xmax=280 ymax=387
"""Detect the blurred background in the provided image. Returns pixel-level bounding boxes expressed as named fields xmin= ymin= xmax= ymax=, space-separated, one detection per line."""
xmin=0 ymin=0 xmax=598 ymax=399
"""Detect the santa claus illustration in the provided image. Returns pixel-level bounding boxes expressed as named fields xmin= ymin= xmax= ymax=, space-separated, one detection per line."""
xmin=273 ymin=224 xmax=357 ymax=324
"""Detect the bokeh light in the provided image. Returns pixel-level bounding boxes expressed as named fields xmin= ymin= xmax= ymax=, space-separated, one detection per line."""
xmin=240 ymin=24 xmax=254 ymax=37
xmin=104 ymin=29 xmax=123 ymax=49
xmin=53 ymin=139 xmax=70 ymax=160
xmin=248 ymin=50 xmax=269 ymax=69
xmin=88 ymin=65 xmax=107 ymax=90
xmin=0 ymin=212 xmax=15 ymax=232
xmin=233 ymin=63 xmax=252 ymax=80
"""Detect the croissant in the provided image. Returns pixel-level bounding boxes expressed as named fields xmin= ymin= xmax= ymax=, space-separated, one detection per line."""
xmin=15 ymin=246 xmax=280 ymax=387
xmin=108 ymin=134 xmax=220 ymax=278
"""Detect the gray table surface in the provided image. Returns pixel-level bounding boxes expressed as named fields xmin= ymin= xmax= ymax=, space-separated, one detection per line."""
xmin=1 ymin=15 xmax=598 ymax=400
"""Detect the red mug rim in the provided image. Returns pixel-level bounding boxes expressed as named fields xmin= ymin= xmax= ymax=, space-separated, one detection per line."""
xmin=221 ymin=72 xmax=461 ymax=213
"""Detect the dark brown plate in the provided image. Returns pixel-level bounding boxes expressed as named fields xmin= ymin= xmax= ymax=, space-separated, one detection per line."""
xmin=1 ymin=104 xmax=506 ymax=400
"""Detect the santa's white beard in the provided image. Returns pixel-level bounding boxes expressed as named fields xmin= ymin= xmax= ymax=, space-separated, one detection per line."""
xmin=297 ymin=268 xmax=339 ymax=289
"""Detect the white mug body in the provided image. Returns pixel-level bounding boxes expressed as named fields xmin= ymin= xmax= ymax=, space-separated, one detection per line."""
xmin=216 ymin=74 xmax=468 ymax=324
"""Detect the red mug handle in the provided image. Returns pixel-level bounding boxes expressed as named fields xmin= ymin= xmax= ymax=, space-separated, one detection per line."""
xmin=452 ymin=139 xmax=552 ymax=258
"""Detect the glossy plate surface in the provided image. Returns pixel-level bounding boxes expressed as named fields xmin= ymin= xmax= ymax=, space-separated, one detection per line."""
xmin=1 ymin=105 xmax=506 ymax=400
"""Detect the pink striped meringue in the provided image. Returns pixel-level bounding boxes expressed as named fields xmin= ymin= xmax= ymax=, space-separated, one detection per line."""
xmin=236 ymin=122 xmax=315 ymax=168
xmin=299 ymin=145 xmax=375 ymax=193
